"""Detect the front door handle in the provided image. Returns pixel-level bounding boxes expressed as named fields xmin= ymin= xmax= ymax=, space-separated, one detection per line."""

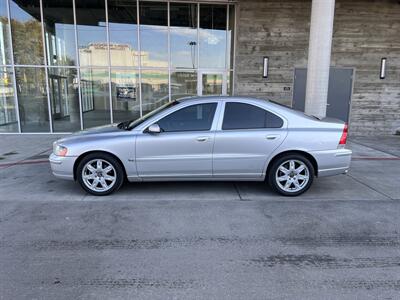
xmin=266 ymin=134 xmax=280 ymax=140
xmin=196 ymin=136 xmax=210 ymax=142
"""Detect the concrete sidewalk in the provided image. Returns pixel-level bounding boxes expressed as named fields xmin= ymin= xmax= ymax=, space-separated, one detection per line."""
xmin=0 ymin=134 xmax=399 ymax=202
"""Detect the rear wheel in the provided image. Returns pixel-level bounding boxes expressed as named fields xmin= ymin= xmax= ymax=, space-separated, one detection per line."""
xmin=77 ymin=153 xmax=124 ymax=196
xmin=268 ymin=154 xmax=314 ymax=196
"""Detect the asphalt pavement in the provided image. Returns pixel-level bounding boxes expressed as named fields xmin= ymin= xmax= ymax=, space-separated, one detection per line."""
xmin=0 ymin=134 xmax=400 ymax=299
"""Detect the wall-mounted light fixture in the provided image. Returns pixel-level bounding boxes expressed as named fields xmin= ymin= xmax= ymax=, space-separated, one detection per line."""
xmin=263 ymin=56 xmax=269 ymax=78
xmin=380 ymin=57 xmax=387 ymax=79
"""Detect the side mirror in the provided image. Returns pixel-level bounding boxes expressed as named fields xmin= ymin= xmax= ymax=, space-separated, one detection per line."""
xmin=147 ymin=123 xmax=161 ymax=134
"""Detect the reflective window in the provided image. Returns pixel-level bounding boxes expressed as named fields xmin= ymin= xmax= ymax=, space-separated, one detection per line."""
xmin=141 ymin=69 xmax=168 ymax=115
xmin=0 ymin=68 xmax=18 ymax=132
xmin=222 ymin=103 xmax=283 ymax=130
xmin=0 ymin=1 xmax=12 ymax=65
xmin=108 ymin=0 xmax=138 ymax=67
xmin=48 ymin=68 xmax=80 ymax=132
xmin=9 ymin=0 xmax=43 ymax=65
xmin=43 ymin=0 xmax=77 ymax=66
xmin=158 ymin=103 xmax=217 ymax=132
xmin=80 ymin=68 xmax=110 ymax=128
xmin=15 ymin=67 xmax=49 ymax=132
xmin=202 ymin=73 xmax=222 ymax=95
xmin=170 ymin=3 xmax=197 ymax=69
xmin=171 ymin=71 xmax=197 ymax=100
xmin=199 ymin=4 xmax=227 ymax=69
xmin=75 ymin=1 xmax=107 ymax=67
xmin=139 ymin=1 xmax=168 ymax=68
xmin=111 ymin=69 xmax=140 ymax=123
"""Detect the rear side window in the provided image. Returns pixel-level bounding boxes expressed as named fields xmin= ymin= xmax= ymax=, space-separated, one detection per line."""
xmin=222 ymin=102 xmax=283 ymax=130
xmin=158 ymin=103 xmax=217 ymax=132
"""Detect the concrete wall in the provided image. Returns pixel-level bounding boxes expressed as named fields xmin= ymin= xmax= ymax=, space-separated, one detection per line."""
xmin=234 ymin=0 xmax=400 ymax=135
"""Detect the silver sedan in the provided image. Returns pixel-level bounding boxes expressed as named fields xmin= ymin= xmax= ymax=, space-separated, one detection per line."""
xmin=49 ymin=97 xmax=352 ymax=196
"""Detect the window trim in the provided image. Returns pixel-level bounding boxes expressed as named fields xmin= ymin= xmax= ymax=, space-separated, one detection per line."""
xmin=221 ymin=101 xmax=284 ymax=131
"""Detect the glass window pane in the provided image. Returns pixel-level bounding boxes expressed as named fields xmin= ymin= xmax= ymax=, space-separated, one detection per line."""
xmin=43 ymin=0 xmax=77 ymax=66
xmin=15 ymin=67 xmax=49 ymax=132
xmin=158 ymin=103 xmax=217 ymax=132
xmin=171 ymin=71 xmax=197 ymax=100
xmin=0 ymin=67 xmax=18 ymax=132
xmin=48 ymin=68 xmax=80 ymax=132
xmin=139 ymin=1 xmax=168 ymax=68
xmin=170 ymin=3 xmax=197 ymax=69
xmin=111 ymin=69 xmax=140 ymax=123
xmin=199 ymin=4 xmax=227 ymax=69
xmin=222 ymin=103 xmax=283 ymax=130
xmin=80 ymin=68 xmax=110 ymax=128
xmin=0 ymin=1 xmax=12 ymax=65
xmin=141 ymin=69 xmax=168 ymax=115
xmin=76 ymin=1 xmax=107 ymax=67
xmin=10 ymin=0 xmax=44 ymax=65
xmin=108 ymin=0 xmax=138 ymax=67
xmin=202 ymin=73 xmax=222 ymax=95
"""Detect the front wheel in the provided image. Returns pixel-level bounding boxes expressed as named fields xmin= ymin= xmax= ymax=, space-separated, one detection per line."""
xmin=77 ymin=153 xmax=124 ymax=196
xmin=268 ymin=154 xmax=314 ymax=196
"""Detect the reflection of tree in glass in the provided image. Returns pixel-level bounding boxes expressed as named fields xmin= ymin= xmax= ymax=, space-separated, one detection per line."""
xmin=11 ymin=19 xmax=43 ymax=65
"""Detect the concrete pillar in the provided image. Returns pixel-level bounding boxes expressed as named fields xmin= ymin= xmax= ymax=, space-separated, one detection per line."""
xmin=304 ymin=0 xmax=335 ymax=118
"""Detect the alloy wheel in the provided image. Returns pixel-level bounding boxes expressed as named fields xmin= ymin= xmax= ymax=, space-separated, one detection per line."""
xmin=275 ymin=159 xmax=310 ymax=193
xmin=81 ymin=159 xmax=117 ymax=192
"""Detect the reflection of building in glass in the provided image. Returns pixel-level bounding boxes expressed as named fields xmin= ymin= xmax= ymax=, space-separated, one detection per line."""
xmin=79 ymin=43 xmax=168 ymax=68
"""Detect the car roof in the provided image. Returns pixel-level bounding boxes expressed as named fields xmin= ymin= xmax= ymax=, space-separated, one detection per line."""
xmin=177 ymin=95 xmax=290 ymax=112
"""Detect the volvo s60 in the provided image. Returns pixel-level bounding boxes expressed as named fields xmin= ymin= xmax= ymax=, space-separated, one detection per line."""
xmin=49 ymin=97 xmax=352 ymax=196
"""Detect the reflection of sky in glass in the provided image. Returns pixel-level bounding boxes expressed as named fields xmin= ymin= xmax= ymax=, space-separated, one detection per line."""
xmin=171 ymin=27 xmax=197 ymax=69
xmin=199 ymin=29 xmax=226 ymax=69
xmin=52 ymin=24 xmax=76 ymax=64
xmin=77 ymin=23 xmax=107 ymax=48
xmin=109 ymin=23 xmax=138 ymax=48
xmin=140 ymin=25 xmax=168 ymax=65
xmin=9 ymin=1 xmax=36 ymax=22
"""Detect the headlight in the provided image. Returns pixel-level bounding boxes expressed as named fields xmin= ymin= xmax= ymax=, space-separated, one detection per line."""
xmin=53 ymin=143 xmax=68 ymax=157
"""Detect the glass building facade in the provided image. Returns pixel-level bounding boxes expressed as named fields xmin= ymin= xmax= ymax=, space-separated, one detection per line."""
xmin=0 ymin=0 xmax=235 ymax=133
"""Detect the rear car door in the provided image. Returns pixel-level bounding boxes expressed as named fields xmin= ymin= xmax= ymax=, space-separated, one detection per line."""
xmin=213 ymin=102 xmax=287 ymax=178
xmin=135 ymin=102 xmax=219 ymax=178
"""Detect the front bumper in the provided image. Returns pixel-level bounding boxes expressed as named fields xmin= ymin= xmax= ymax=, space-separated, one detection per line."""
xmin=310 ymin=148 xmax=352 ymax=177
xmin=49 ymin=153 xmax=77 ymax=181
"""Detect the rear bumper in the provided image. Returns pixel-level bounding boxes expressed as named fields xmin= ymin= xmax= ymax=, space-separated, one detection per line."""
xmin=49 ymin=153 xmax=76 ymax=181
xmin=310 ymin=148 xmax=352 ymax=177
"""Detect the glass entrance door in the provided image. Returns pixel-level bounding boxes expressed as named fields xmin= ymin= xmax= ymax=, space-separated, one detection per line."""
xmin=198 ymin=71 xmax=227 ymax=96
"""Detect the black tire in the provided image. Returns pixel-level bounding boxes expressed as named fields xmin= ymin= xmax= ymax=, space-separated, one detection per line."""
xmin=76 ymin=152 xmax=125 ymax=196
xmin=267 ymin=154 xmax=314 ymax=197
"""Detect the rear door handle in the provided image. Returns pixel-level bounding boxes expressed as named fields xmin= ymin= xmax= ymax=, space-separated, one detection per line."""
xmin=266 ymin=134 xmax=280 ymax=140
xmin=196 ymin=136 xmax=210 ymax=142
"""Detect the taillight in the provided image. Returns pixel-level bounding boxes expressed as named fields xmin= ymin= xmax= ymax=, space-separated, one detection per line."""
xmin=338 ymin=123 xmax=348 ymax=147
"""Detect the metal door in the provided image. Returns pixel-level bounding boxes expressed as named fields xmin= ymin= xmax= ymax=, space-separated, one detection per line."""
xmin=292 ymin=68 xmax=353 ymax=122
xmin=135 ymin=102 xmax=219 ymax=178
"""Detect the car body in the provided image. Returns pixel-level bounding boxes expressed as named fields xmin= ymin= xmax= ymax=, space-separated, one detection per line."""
xmin=49 ymin=96 xmax=352 ymax=196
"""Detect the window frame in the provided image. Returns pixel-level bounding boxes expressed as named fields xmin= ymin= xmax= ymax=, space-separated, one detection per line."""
xmin=139 ymin=101 xmax=220 ymax=134
xmin=220 ymin=101 xmax=284 ymax=131
xmin=156 ymin=102 xmax=218 ymax=133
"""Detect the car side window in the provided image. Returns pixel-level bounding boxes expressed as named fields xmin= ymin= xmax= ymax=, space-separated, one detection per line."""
xmin=157 ymin=103 xmax=217 ymax=132
xmin=222 ymin=102 xmax=283 ymax=130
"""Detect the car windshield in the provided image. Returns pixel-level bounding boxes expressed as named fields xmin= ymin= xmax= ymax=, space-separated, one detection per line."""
xmin=119 ymin=101 xmax=179 ymax=130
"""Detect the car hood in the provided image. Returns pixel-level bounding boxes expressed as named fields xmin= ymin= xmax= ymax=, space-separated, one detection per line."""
xmin=55 ymin=124 xmax=130 ymax=146
xmin=74 ymin=124 xmax=122 ymax=135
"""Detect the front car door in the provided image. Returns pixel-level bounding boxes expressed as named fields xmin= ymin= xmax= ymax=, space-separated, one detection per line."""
xmin=135 ymin=101 xmax=220 ymax=179
xmin=213 ymin=101 xmax=287 ymax=178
